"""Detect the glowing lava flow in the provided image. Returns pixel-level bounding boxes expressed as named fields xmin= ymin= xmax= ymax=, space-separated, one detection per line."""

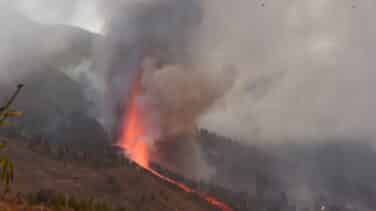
xmin=118 ymin=77 xmax=233 ymax=211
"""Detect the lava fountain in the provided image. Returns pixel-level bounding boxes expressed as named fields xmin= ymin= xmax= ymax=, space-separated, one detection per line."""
xmin=119 ymin=74 xmax=149 ymax=169
xmin=118 ymin=74 xmax=233 ymax=211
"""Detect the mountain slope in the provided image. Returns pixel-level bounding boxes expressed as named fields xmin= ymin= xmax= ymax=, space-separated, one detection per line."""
xmin=0 ymin=137 xmax=216 ymax=211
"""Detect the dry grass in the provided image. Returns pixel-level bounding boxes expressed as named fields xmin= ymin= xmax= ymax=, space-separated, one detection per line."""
xmin=0 ymin=137 xmax=215 ymax=211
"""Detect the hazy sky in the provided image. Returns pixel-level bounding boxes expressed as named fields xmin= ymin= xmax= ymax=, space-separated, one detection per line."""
xmin=5 ymin=0 xmax=103 ymax=32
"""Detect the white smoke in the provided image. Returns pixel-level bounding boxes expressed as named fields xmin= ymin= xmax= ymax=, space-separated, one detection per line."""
xmin=2 ymin=0 xmax=103 ymax=33
xmin=197 ymin=0 xmax=376 ymax=145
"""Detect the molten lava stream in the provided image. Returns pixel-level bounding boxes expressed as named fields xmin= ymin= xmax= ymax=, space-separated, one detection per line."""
xmin=119 ymin=78 xmax=233 ymax=211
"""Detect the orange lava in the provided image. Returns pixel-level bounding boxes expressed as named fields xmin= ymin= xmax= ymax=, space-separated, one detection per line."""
xmin=118 ymin=75 xmax=233 ymax=211
xmin=148 ymin=168 xmax=233 ymax=211
xmin=119 ymin=78 xmax=149 ymax=169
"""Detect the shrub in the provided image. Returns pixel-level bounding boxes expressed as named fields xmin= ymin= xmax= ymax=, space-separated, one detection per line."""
xmin=28 ymin=190 xmax=128 ymax=211
xmin=0 ymin=84 xmax=24 ymax=192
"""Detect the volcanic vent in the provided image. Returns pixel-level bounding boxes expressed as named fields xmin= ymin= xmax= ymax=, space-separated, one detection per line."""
xmin=117 ymin=61 xmax=233 ymax=210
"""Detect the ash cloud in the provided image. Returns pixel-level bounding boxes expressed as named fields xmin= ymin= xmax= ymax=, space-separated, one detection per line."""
xmin=99 ymin=0 xmax=235 ymax=180
xmin=98 ymin=0 xmax=204 ymax=135
xmin=139 ymin=59 xmax=234 ymax=180
xmin=6 ymin=0 xmax=376 ymax=155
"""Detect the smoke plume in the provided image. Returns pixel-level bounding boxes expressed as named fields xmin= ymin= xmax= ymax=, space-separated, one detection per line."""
xmin=3 ymin=0 xmax=376 ymax=208
xmin=5 ymin=0 xmax=376 ymax=151
xmin=198 ymin=0 xmax=376 ymax=146
xmin=98 ymin=0 xmax=234 ymax=180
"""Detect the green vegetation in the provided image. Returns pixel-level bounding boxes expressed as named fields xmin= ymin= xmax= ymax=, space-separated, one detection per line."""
xmin=0 ymin=84 xmax=23 ymax=192
xmin=0 ymin=143 xmax=14 ymax=193
xmin=26 ymin=138 xmax=129 ymax=169
xmin=27 ymin=190 xmax=129 ymax=211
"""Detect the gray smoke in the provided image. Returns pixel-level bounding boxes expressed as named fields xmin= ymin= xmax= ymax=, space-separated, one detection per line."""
xmin=98 ymin=0 xmax=236 ymax=180
xmin=199 ymin=0 xmax=376 ymax=146
xmin=6 ymin=0 xmax=376 ymax=152
xmin=3 ymin=0 xmax=376 ymax=208
xmin=192 ymin=1 xmax=376 ymax=209
xmin=100 ymin=0 xmax=203 ymax=126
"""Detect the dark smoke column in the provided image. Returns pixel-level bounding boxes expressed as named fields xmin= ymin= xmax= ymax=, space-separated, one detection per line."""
xmin=99 ymin=0 xmax=203 ymax=149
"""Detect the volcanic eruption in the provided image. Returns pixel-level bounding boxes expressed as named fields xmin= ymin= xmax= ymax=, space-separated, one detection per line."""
xmin=118 ymin=72 xmax=149 ymax=169
xmin=99 ymin=0 xmax=235 ymax=209
xmin=117 ymin=59 xmax=234 ymax=210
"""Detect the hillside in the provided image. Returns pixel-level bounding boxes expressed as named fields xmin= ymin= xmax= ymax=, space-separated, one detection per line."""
xmin=0 ymin=13 xmax=221 ymax=211
xmin=0 ymin=137 xmax=216 ymax=211
xmin=198 ymin=130 xmax=376 ymax=211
